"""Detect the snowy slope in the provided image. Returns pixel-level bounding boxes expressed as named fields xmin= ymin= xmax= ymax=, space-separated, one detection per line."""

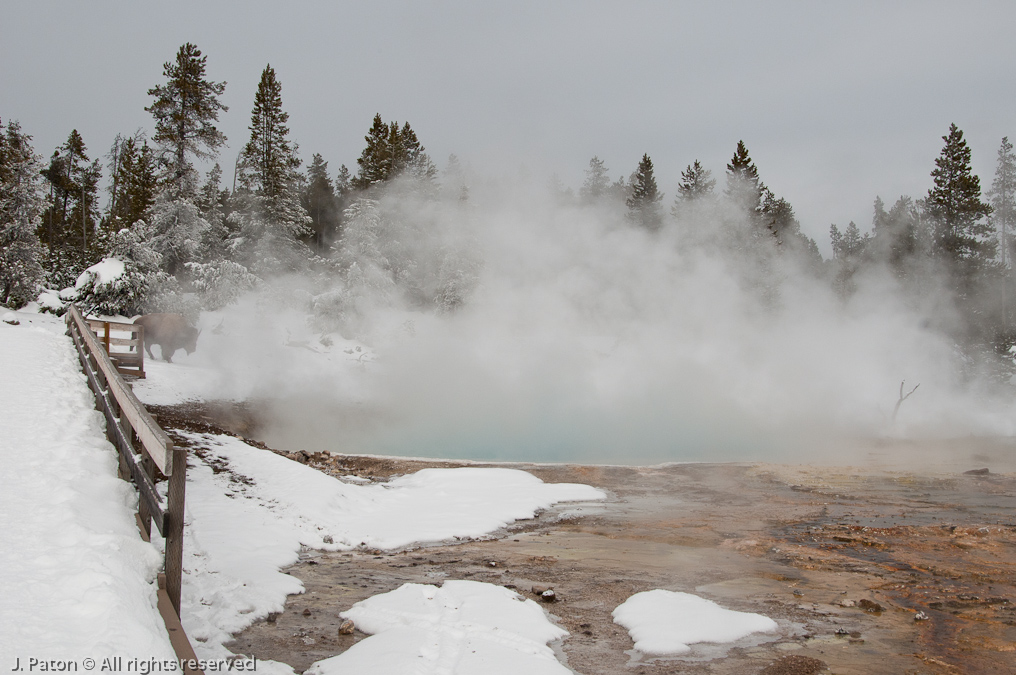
xmin=0 ymin=310 xmax=176 ymax=659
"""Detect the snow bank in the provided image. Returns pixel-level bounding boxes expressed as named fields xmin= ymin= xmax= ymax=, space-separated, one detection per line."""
xmin=303 ymin=580 xmax=570 ymax=675
xmin=74 ymin=257 xmax=125 ymax=290
xmin=612 ymin=589 xmax=778 ymax=655
xmin=0 ymin=311 xmax=175 ymax=658
xmin=169 ymin=431 xmax=605 ymax=658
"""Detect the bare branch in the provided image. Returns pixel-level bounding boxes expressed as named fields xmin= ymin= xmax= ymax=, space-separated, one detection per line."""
xmin=892 ymin=381 xmax=920 ymax=423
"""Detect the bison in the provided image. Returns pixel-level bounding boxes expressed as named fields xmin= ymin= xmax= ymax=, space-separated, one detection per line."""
xmin=133 ymin=313 xmax=200 ymax=363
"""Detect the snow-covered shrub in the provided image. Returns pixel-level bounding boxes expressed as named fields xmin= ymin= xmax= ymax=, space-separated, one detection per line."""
xmin=71 ymin=223 xmax=167 ymax=316
xmin=185 ymin=259 xmax=260 ymax=310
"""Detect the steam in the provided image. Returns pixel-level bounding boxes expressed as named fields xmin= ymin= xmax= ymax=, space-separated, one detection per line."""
xmin=193 ymin=177 xmax=1016 ymax=464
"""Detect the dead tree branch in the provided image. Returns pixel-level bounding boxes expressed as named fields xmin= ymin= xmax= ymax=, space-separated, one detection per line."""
xmin=892 ymin=380 xmax=920 ymax=423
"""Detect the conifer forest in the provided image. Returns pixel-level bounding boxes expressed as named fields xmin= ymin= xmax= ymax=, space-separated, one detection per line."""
xmin=2 ymin=40 xmax=1016 ymax=397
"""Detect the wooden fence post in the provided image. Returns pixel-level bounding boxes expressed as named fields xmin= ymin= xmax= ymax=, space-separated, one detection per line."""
xmin=165 ymin=446 xmax=187 ymax=616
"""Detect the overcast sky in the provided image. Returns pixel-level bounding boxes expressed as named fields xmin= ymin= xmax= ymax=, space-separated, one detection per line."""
xmin=3 ymin=1 xmax=1014 ymax=250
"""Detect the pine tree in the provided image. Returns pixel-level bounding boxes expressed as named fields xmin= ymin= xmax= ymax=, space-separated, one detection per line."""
xmin=196 ymin=164 xmax=229 ymax=261
xmin=301 ymin=153 xmax=338 ymax=249
xmin=989 ymin=137 xmax=1016 ymax=268
xmin=352 ymin=115 xmax=391 ymax=189
xmin=106 ymin=133 xmax=157 ymax=230
xmin=0 ymin=119 xmax=46 ymax=308
xmin=579 ymin=156 xmax=611 ymax=203
xmin=725 ymin=140 xmax=765 ymax=215
xmin=677 ymin=160 xmax=715 ymax=202
xmin=145 ymin=43 xmax=227 ymax=275
xmin=39 ymin=130 xmax=102 ymax=285
xmin=626 ymin=154 xmax=663 ymax=229
xmin=238 ymin=65 xmax=300 ymax=202
xmin=231 ymin=64 xmax=310 ymax=274
xmin=146 ymin=43 xmax=227 ymax=196
xmin=871 ymin=195 xmax=921 ymax=278
xmin=335 ymin=164 xmax=352 ymax=200
xmin=926 ymin=124 xmax=993 ymax=273
xmin=351 ymin=115 xmax=437 ymax=191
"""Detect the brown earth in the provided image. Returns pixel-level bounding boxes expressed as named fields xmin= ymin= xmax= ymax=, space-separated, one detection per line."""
xmin=151 ymin=402 xmax=1016 ymax=675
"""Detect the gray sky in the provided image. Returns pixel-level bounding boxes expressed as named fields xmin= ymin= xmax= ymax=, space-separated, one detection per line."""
xmin=3 ymin=1 xmax=1014 ymax=250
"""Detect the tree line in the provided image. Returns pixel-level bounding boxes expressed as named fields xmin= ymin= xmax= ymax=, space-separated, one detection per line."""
xmin=1 ymin=42 xmax=1014 ymax=366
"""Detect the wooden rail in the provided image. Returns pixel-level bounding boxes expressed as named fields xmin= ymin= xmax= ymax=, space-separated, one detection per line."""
xmin=64 ymin=305 xmax=188 ymax=616
xmin=86 ymin=318 xmax=145 ymax=378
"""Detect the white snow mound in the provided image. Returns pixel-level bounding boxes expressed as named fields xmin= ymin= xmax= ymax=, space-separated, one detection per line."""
xmin=305 ymin=580 xmax=571 ymax=675
xmin=75 ymin=257 xmax=125 ymax=290
xmin=612 ymin=589 xmax=778 ymax=655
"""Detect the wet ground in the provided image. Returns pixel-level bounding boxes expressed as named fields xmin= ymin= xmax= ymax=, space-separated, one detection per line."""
xmin=151 ymin=403 xmax=1016 ymax=674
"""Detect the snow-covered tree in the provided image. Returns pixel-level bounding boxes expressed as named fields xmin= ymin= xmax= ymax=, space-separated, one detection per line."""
xmin=0 ymin=120 xmax=46 ymax=308
xmin=196 ymin=164 xmax=230 ymax=262
xmin=146 ymin=43 xmax=227 ymax=276
xmin=72 ymin=221 xmax=166 ymax=316
xmin=105 ymin=132 xmax=157 ymax=230
xmin=39 ymin=130 xmax=102 ymax=286
xmin=988 ymin=137 xmax=1016 ymax=268
xmin=185 ymin=259 xmax=259 ymax=310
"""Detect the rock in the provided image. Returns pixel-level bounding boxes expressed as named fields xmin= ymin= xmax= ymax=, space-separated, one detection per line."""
xmin=322 ymin=535 xmax=333 ymax=544
xmin=266 ymin=612 xmax=279 ymax=623
xmin=2 ymin=313 xmax=19 ymax=326
xmin=338 ymin=619 xmax=355 ymax=635
xmin=963 ymin=468 xmax=990 ymax=475
xmin=532 ymin=584 xmax=551 ymax=595
xmin=488 ymin=561 xmax=497 ymax=567
xmin=302 ymin=608 xmax=312 ymax=616
xmin=541 ymin=589 xmax=557 ymax=602
xmin=858 ymin=599 xmax=884 ymax=614
xmin=838 ymin=599 xmax=856 ymax=607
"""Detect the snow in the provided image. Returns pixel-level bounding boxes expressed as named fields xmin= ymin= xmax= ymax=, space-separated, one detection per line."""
xmin=0 ymin=310 xmax=176 ymax=659
xmin=74 ymin=257 xmax=125 ymax=290
xmin=305 ymin=580 xmax=570 ymax=675
xmin=611 ymin=589 xmax=779 ymax=656
xmin=165 ymin=431 xmax=605 ymax=660
xmin=36 ymin=290 xmax=65 ymax=312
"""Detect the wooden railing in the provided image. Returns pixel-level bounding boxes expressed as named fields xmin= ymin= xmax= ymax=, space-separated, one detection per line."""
xmin=85 ymin=318 xmax=146 ymax=378
xmin=64 ymin=306 xmax=186 ymax=613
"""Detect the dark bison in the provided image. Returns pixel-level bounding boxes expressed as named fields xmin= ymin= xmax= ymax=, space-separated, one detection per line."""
xmin=133 ymin=313 xmax=200 ymax=363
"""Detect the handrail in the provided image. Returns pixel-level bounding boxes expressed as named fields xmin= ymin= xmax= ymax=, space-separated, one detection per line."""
xmin=70 ymin=309 xmax=169 ymax=473
xmin=64 ymin=305 xmax=188 ymax=618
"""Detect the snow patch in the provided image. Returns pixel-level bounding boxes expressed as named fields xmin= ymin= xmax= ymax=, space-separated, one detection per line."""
xmin=612 ymin=589 xmax=778 ymax=656
xmin=306 ymin=580 xmax=571 ymax=675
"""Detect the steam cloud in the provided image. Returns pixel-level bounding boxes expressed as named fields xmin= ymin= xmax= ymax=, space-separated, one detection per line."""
xmin=193 ymin=176 xmax=1016 ymax=466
